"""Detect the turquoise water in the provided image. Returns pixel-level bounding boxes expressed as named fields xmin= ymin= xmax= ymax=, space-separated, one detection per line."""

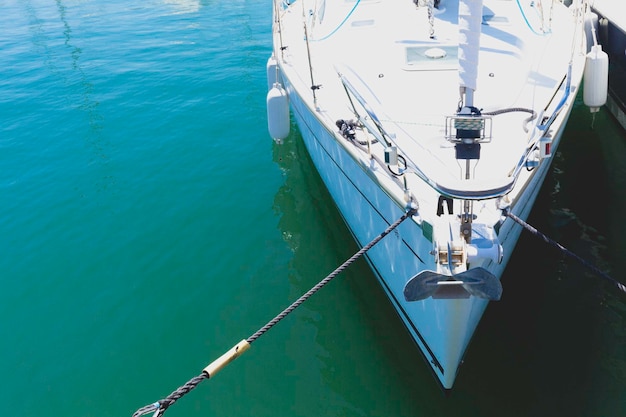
xmin=1 ymin=1 xmax=624 ymax=416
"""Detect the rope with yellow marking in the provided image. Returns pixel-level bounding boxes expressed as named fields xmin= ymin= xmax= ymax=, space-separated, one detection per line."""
xmin=132 ymin=208 xmax=417 ymax=417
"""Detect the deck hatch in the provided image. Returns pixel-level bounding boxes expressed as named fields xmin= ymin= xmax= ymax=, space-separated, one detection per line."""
xmin=404 ymin=45 xmax=457 ymax=71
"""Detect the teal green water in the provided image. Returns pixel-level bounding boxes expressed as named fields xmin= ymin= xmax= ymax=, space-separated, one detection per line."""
xmin=1 ymin=1 xmax=625 ymax=416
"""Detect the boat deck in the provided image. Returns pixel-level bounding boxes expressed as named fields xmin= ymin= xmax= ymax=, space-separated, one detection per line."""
xmin=277 ymin=0 xmax=581 ymax=217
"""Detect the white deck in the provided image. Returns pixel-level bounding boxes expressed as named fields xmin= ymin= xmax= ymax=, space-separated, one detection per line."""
xmin=277 ymin=0 xmax=584 ymax=219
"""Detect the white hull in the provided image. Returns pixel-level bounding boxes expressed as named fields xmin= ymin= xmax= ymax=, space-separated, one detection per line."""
xmin=270 ymin=0 xmax=588 ymax=388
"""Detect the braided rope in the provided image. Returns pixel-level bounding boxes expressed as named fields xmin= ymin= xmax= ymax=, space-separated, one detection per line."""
xmin=132 ymin=208 xmax=416 ymax=416
xmin=482 ymin=107 xmax=535 ymax=116
xmin=248 ymin=208 xmax=415 ymax=343
xmin=506 ymin=211 xmax=625 ymax=294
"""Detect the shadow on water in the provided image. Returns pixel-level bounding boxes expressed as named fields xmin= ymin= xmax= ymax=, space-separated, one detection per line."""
xmin=460 ymin=101 xmax=626 ymax=416
xmin=270 ymin=98 xmax=625 ymax=416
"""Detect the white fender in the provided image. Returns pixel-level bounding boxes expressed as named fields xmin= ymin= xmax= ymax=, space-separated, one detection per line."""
xmin=583 ymin=44 xmax=609 ymax=113
xmin=267 ymin=82 xmax=290 ymax=142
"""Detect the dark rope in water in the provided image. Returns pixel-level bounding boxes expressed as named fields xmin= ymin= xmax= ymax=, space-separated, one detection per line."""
xmin=506 ymin=211 xmax=626 ymax=295
xmin=132 ymin=208 xmax=417 ymax=417
xmin=247 ymin=207 xmax=416 ymax=343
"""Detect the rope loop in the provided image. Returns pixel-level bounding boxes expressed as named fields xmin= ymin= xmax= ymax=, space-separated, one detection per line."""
xmin=132 ymin=374 xmax=208 ymax=417
xmin=132 ymin=402 xmax=159 ymax=417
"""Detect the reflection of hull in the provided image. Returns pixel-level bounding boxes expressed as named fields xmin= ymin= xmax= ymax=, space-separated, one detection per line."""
xmin=271 ymin=0 xmax=587 ymax=388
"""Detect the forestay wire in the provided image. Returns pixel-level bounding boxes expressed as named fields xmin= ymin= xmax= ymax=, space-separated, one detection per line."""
xmin=132 ymin=208 xmax=417 ymax=417
xmin=506 ymin=211 xmax=626 ymax=295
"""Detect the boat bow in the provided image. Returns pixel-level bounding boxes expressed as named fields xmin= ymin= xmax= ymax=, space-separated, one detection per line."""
xmin=269 ymin=0 xmax=589 ymax=389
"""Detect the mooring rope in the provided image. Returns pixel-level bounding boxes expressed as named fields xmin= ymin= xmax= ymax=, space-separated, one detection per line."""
xmin=132 ymin=208 xmax=417 ymax=417
xmin=506 ymin=211 xmax=626 ymax=295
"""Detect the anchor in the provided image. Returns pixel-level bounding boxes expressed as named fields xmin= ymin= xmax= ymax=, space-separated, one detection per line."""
xmin=403 ymin=267 xmax=502 ymax=301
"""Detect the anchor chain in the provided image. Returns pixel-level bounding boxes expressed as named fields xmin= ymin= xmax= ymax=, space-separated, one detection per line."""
xmin=132 ymin=208 xmax=417 ymax=417
xmin=506 ymin=211 xmax=625 ymax=295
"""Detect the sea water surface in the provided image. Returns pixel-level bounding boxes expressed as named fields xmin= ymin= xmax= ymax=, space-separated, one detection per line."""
xmin=1 ymin=1 xmax=625 ymax=416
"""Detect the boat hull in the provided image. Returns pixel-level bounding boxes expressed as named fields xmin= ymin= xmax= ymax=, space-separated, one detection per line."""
xmin=272 ymin=0 xmax=586 ymax=389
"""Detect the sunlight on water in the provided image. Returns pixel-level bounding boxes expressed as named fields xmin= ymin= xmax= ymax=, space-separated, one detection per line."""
xmin=0 ymin=1 xmax=624 ymax=417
